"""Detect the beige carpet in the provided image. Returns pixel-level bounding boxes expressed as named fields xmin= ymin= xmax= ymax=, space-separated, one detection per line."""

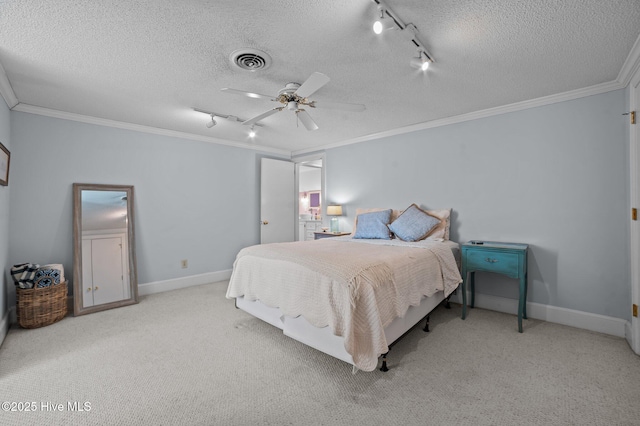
xmin=1 ymin=281 xmax=639 ymax=426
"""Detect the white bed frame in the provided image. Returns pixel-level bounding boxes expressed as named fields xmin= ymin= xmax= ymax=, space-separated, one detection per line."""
xmin=235 ymin=290 xmax=447 ymax=370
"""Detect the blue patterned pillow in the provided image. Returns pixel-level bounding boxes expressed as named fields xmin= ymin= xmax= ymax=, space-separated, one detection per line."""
xmin=353 ymin=209 xmax=392 ymax=239
xmin=388 ymin=204 xmax=440 ymax=242
xmin=34 ymin=268 xmax=61 ymax=288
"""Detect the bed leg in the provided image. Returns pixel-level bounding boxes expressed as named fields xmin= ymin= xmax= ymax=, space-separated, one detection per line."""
xmin=380 ymin=352 xmax=389 ymax=372
xmin=444 ymin=296 xmax=451 ymax=309
xmin=423 ymin=315 xmax=430 ymax=332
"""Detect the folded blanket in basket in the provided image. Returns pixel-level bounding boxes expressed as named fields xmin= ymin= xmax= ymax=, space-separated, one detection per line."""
xmin=42 ymin=264 xmax=65 ymax=284
xmin=11 ymin=263 xmax=40 ymax=289
xmin=34 ymin=268 xmax=61 ymax=288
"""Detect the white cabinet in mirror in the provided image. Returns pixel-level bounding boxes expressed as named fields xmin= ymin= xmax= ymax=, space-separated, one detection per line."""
xmin=72 ymin=183 xmax=138 ymax=316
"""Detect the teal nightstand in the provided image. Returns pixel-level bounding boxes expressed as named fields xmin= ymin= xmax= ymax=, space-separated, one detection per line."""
xmin=461 ymin=241 xmax=529 ymax=332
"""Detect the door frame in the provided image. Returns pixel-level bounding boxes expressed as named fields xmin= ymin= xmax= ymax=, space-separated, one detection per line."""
xmin=629 ymin=65 xmax=640 ymax=354
xmin=294 ymin=153 xmax=326 ymax=241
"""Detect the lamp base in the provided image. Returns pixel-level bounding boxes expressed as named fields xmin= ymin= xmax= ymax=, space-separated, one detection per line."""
xmin=330 ymin=217 xmax=339 ymax=233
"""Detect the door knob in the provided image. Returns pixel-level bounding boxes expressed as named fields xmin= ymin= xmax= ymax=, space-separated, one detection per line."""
xmin=262 ymin=220 xmax=269 ymax=225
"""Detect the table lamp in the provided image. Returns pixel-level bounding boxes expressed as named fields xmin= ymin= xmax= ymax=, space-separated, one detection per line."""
xmin=327 ymin=205 xmax=343 ymax=233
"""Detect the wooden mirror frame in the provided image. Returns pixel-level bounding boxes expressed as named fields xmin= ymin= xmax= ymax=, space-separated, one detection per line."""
xmin=73 ymin=183 xmax=138 ymax=316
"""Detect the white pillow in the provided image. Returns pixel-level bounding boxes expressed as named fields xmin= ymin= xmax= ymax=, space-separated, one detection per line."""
xmin=424 ymin=209 xmax=451 ymax=240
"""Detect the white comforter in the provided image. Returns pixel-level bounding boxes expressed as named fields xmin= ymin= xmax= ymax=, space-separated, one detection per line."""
xmin=226 ymin=237 xmax=462 ymax=371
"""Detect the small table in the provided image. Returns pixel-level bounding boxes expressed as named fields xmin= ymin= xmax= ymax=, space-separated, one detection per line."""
xmin=461 ymin=241 xmax=529 ymax=332
xmin=314 ymin=231 xmax=351 ymax=240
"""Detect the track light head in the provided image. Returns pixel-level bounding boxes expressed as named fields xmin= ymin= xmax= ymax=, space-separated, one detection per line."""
xmin=373 ymin=8 xmax=396 ymax=34
xmin=249 ymin=126 xmax=256 ymax=138
xmin=410 ymin=50 xmax=430 ymax=71
xmin=206 ymin=116 xmax=217 ymax=128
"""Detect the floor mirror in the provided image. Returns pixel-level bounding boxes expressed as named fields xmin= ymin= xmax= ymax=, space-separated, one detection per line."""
xmin=73 ymin=183 xmax=138 ymax=316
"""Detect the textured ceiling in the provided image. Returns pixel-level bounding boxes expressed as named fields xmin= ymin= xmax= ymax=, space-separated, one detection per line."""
xmin=1 ymin=0 xmax=640 ymax=155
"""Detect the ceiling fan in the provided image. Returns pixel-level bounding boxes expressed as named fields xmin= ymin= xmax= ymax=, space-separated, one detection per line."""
xmin=221 ymin=72 xmax=365 ymax=131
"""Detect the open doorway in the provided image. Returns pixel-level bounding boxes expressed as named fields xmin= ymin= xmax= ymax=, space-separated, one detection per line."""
xmin=295 ymin=154 xmax=325 ymax=241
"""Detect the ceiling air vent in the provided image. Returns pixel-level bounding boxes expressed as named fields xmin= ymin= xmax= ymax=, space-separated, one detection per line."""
xmin=230 ymin=49 xmax=272 ymax=72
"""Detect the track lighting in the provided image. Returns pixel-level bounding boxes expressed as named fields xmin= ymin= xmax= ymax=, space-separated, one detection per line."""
xmin=370 ymin=0 xmax=435 ymax=72
xmin=194 ymin=108 xmax=261 ymax=128
xmin=373 ymin=6 xmax=395 ymax=34
xmin=248 ymin=126 xmax=256 ymax=138
xmin=410 ymin=50 xmax=430 ymax=71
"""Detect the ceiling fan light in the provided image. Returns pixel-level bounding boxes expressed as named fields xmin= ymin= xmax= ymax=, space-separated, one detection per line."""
xmin=287 ymin=101 xmax=298 ymax=111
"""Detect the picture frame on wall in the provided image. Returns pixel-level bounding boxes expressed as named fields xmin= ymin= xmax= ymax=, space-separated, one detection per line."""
xmin=0 ymin=141 xmax=10 ymax=186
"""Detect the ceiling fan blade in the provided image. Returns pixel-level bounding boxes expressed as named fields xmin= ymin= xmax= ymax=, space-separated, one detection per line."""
xmin=294 ymin=72 xmax=330 ymax=98
xmin=242 ymin=107 xmax=283 ymax=126
xmin=296 ymin=109 xmax=319 ymax=131
xmin=221 ymin=88 xmax=274 ymax=101
xmin=309 ymin=100 xmax=366 ymax=112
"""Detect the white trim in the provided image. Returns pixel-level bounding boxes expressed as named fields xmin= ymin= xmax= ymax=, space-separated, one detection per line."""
xmin=294 ymin=152 xmax=327 ymax=241
xmin=618 ymin=33 xmax=640 ymax=87
xmin=448 ymin=292 xmax=627 ymax=338
xmin=629 ymin=64 xmax=640 ymax=354
xmin=137 ymin=270 xmax=232 ymax=296
xmin=11 ymin=104 xmax=291 ymax=157
xmin=0 ymin=61 xmax=18 ymax=109
xmin=0 ymin=310 xmax=10 ymax=347
xmin=292 ymin=80 xmax=625 ymax=156
xmin=7 ymin=78 xmax=628 ymax=160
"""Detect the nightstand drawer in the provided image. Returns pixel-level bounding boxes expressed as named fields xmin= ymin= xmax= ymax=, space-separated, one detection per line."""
xmin=464 ymin=250 xmax=520 ymax=277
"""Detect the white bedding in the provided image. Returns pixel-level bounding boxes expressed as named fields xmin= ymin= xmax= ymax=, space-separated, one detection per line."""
xmin=226 ymin=237 xmax=462 ymax=371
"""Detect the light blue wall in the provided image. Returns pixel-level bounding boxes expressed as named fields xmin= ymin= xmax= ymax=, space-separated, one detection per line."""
xmin=0 ymin=99 xmax=10 ymax=328
xmin=4 ymin=89 xmax=631 ymax=324
xmin=326 ymin=89 xmax=630 ymax=320
xmin=8 ymin=112 xmax=282 ymax=301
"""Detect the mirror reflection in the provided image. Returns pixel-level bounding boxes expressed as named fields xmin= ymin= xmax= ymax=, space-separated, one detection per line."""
xmin=73 ymin=184 xmax=138 ymax=316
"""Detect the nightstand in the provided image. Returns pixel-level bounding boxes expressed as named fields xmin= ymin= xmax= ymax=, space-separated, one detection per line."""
xmin=314 ymin=231 xmax=351 ymax=240
xmin=461 ymin=241 xmax=529 ymax=332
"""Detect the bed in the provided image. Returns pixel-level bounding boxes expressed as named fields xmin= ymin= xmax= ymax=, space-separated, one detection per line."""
xmin=226 ymin=206 xmax=463 ymax=372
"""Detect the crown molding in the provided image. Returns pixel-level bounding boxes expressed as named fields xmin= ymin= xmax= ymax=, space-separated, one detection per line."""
xmin=292 ymin=79 xmax=625 ymax=156
xmin=618 ymin=33 xmax=640 ymax=87
xmin=11 ymin=104 xmax=291 ymax=157
xmin=0 ymin=61 xmax=18 ymax=109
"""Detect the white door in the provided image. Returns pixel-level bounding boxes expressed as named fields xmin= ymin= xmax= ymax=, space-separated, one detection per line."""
xmin=91 ymin=237 xmax=126 ymax=306
xmin=261 ymin=158 xmax=295 ymax=244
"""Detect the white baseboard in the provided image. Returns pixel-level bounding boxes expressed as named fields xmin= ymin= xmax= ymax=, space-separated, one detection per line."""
xmin=1 ymin=271 xmax=232 ymax=335
xmin=448 ymin=291 xmax=628 ymax=338
xmin=0 ymin=310 xmax=9 ymax=347
xmin=138 ymin=270 xmax=232 ymax=296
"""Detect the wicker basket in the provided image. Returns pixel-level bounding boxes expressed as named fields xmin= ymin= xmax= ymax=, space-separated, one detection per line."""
xmin=16 ymin=281 xmax=68 ymax=329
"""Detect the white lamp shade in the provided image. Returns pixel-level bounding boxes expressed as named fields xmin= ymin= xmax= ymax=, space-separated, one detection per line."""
xmin=327 ymin=205 xmax=343 ymax=216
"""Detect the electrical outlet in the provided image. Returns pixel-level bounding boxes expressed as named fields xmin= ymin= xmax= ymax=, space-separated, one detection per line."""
xmin=181 ymin=259 xmax=188 ymax=269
